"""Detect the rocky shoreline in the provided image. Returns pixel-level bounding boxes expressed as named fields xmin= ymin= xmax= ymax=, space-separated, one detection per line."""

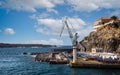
xmin=23 ymin=48 xmax=73 ymax=63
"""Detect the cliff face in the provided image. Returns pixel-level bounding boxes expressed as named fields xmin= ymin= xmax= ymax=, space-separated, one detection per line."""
xmin=80 ymin=21 xmax=120 ymax=53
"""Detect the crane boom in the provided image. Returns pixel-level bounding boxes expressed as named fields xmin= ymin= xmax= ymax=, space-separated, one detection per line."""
xmin=63 ymin=18 xmax=73 ymax=39
xmin=60 ymin=17 xmax=79 ymax=46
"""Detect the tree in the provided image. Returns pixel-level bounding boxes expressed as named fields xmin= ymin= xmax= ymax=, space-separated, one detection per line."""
xmin=110 ymin=15 xmax=118 ymax=20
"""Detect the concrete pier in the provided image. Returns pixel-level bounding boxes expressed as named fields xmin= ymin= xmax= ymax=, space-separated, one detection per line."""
xmin=69 ymin=59 xmax=120 ymax=69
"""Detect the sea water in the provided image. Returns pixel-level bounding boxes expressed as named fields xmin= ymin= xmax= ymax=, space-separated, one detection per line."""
xmin=0 ymin=47 xmax=119 ymax=75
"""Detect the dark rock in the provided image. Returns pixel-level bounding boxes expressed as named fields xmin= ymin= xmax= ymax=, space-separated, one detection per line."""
xmin=35 ymin=52 xmax=51 ymax=62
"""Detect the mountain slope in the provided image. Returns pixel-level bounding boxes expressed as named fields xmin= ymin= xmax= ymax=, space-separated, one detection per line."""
xmin=80 ymin=21 xmax=120 ymax=53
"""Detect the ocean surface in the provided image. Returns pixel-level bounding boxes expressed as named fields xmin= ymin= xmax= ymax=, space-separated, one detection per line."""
xmin=0 ymin=47 xmax=119 ymax=75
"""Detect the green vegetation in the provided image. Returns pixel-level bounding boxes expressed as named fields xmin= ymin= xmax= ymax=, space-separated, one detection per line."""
xmin=110 ymin=15 xmax=118 ymax=20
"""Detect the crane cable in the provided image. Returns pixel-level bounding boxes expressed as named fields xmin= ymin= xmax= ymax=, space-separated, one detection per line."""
xmin=67 ymin=18 xmax=77 ymax=34
xmin=60 ymin=20 xmax=65 ymax=37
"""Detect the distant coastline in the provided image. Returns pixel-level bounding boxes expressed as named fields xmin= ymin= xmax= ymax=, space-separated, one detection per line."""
xmin=0 ymin=43 xmax=55 ymax=48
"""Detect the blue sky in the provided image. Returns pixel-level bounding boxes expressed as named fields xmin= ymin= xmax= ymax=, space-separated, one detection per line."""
xmin=0 ymin=0 xmax=120 ymax=45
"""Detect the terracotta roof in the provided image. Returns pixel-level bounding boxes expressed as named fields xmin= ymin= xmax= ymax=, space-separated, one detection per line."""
xmin=101 ymin=18 xmax=111 ymax=20
xmin=98 ymin=17 xmax=120 ymax=20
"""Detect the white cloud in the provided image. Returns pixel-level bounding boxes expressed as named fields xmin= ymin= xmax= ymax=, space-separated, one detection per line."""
xmin=47 ymin=8 xmax=58 ymax=14
xmin=1 ymin=0 xmax=120 ymax=13
xmin=49 ymin=0 xmax=64 ymax=4
xmin=77 ymin=25 xmax=93 ymax=40
xmin=36 ymin=18 xmax=62 ymax=35
xmin=4 ymin=28 xmax=15 ymax=35
xmin=67 ymin=0 xmax=98 ymax=12
xmin=67 ymin=0 xmax=120 ymax=12
xmin=35 ymin=17 xmax=93 ymax=39
xmin=1 ymin=0 xmax=64 ymax=12
xmin=29 ymin=13 xmax=50 ymax=20
xmin=28 ymin=38 xmax=63 ymax=45
xmin=49 ymin=38 xmax=63 ymax=45
xmin=28 ymin=40 xmax=49 ymax=45
xmin=29 ymin=14 xmax=37 ymax=19
xmin=36 ymin=17 xmax=86 ymax=35
xmin=38 ymin=13 xmax=50 ymax=18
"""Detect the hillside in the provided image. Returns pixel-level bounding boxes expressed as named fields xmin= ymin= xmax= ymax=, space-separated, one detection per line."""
xmin=0 ymin=43 xmax=54 ymax=48
xmin=80 ymin=21 xmax=120 ymax=53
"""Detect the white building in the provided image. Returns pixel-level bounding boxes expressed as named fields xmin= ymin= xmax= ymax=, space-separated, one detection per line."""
xmin=93 ymin=17 xmax=120 ymax=31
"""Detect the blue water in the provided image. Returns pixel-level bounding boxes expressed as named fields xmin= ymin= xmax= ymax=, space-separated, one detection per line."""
xmin=0 ymin=47 xmax=119 ymax=75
